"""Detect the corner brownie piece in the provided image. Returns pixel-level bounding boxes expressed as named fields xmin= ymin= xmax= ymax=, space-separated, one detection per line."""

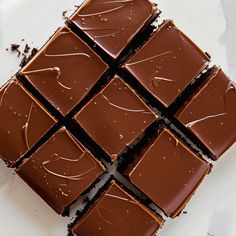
xmin=16 ymin=127 xmax=105 ymax=215
xmin=74 ymin=76 xmax=157 ymax=161
xmin=71 ymin=181 xmax=163 ymax=236
xmin=70 ymin=0 xmax=158 ymax=59
xmin=125 ymin=20 xmax=210 ymax=108
xmin=0 ymin=78 xmax=56 ymax=167
xmin=176 ymin=67 xmax=236 ymax=159
xmin=124 ymin=128 xmax=210 ymax=218
xmin=21 ymin=26 xmax=108 ymax=116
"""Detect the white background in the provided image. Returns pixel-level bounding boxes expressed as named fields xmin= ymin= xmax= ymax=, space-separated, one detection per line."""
xmin=0 ymin=0 xmax=236 ymax=235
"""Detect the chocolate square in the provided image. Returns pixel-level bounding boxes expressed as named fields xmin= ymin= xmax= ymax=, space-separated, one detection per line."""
xmin=21 ymin=26 xmax=108 ymax=116
xmin=70 ymin=0 xmax=158 ymax=59
xmin=71 ymin=181 xmax=163 ymax=236
xmin=125 ymin=20 xmax=210 ymax=108
xmin=16 ymin=127 xmax=105 ymax=215
xmin=74 ymin=76 xmax=157 ymax=161
xmin=0 ymin=78 xmax=56 ymax=166
xmin=176 ymin=67 xmax=236 ymax=159
xmin=125 ymin=128 xmax=210 ymax=217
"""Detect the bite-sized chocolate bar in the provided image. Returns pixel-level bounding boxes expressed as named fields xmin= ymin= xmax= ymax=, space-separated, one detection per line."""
xmin=16 ymin=127 xmax=106 ymax=215
xmin=176 ymin=67 xmax=236 ymax=159
xmin=70 ymin=0 xmax=159 ymax=59
xmin=125 ymin=20 xmax=210 ymax=108
xmin=21 ymin=26 xmax=108 ymax=116
xmin=0 ymin=78 xmax=56 ymax=167
xmin=124 ymin=128 xmax=210 ymax=218
xmin=70 ymin=181 xmax=164 ymax=236
xmin=74 ymin=76 xmax=157 ymax=161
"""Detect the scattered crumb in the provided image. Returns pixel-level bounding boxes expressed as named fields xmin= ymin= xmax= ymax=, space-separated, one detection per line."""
xmin=21 ymin=39 xmax=25 ymax=42
xmin=20 ymin=47 xmax=38 ymax=68
xmin=207 ymin=233 xmax=214 ymax=236
xmin=62 ymin=10 xmax=68 ymax=20
xmin=10 ymin=44 xmax=21 ymax=57
xmin=24 ymin=44 xmax=31 ymax=54
xmin=183 ymin=211 xmax=187 ymax=214
xmin=11 ymin=43 xmax=20 ymax=51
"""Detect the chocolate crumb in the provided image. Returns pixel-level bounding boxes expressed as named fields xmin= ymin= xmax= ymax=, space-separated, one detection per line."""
xmin=62 ymin=10 xmax=68 ymax=20
xmin=20 ymin=47 xmax=38 ymax=68
xmin=24 ymin=44 xmax=31 ymax=54
xmin=183 ymin=211 xmax=187 ymax=214
xmin=11 ymin=44 xmax=20 ymax=51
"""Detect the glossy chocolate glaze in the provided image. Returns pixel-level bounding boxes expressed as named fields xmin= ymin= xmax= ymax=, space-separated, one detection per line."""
xmin=0 ymin=78 xmax=56 ymax=166
xmin=126 ymin=128 xmax=210 ymax=217
xmin=177 ymin=67 xmax=236 ymax=159
xmin=125 ymin=20 xmax=210 ymax=107
xmin=71 ymin=0 xmax=157 ymax=59
xmin=21 ymin=26 xmax=108 ymax=116
xmin=16 ymin=128 xmax=105 ymax=215
xmin=74 ymin=76 xmax=157 ymax=161
xmin=72 ymin=181 xmax=163 ymax=236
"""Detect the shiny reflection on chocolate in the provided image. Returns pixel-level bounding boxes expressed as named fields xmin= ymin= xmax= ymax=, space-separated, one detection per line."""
xmin=72 ymin=181 xmax=163 ymax=236
xmin=125 ymin=20 xmax=210 ymax=107
xmin=176 ymin=67 xmax=236 ymax=159
xmin=74 ymin=76 xmax=157 ymax=161
xmin=21 ymin=26 xmax=108 ymax=115
xmin=0 ymin=78 xmax=56 ymax=166
xmin=16 ymin=127 xmax=105 ymax=215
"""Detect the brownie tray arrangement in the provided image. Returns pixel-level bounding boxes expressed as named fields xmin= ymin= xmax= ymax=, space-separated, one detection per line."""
xmin=0 ymin=0 xmax=236 ymax=235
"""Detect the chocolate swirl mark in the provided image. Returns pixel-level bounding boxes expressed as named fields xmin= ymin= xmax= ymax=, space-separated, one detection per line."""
xmin=78 ymin=0 xmax=133 ymax=17
xmin=81 ymin=28 xmax=122 ymax=40
xmin=23 ymin=67 xmax=72 ymax=90
xmin=186 ymin=113 xmax=226 ymax=128
xmin=97 ymin=207 xmax=118 ymax=226
xmin=42 ymin=153 xmax=97 ymax=181
xmin=102 ymin=94 xmax=152 ymax=114
xmin=126 ymin=51 xmax=172 ymax=67
xmin=22 ymin=103 xmax=34 ymax=150
xmin=150 ymin=77 xmax=174 ymax=89
xmin=106 ymin=193 xmax=137 ymax=205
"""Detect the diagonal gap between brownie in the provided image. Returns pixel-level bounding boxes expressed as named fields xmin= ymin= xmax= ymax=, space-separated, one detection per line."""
xmin=66 ymin=3 xmax=160 ymax=69
xmin=165 ymin=66 xmax=214 ymax=117
xmin=164 ymin=116 xmax=215 ymax=164
xmin=118 ymin=68 xmax=165 ymax=115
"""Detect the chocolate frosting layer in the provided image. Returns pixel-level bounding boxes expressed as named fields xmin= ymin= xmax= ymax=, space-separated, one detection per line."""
xmin=16 ymin=128 xmax=105 ymax=215
xmin=21 ymin=26 xmax=108 ymax=116
xmin=74 ymin=76 xmax=157 ymax=161
xmin=125 ymin=20 xmax=210 ymax=107
xmin=72 ymin=181 xmax=163 ymax=236
xmin=71 ymin=0 xmax=157 ymax=59
xmin=127 ymin=128 xmax=210 ymax=217
xmin=0 ymin=78 xmax=56 ymax=166
xmin=177 ymin=67 xmax=236 ymax=159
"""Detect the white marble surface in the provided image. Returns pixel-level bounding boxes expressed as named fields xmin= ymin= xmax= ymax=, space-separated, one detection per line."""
xmin=0 ymin=0 xmax=235 ymax=235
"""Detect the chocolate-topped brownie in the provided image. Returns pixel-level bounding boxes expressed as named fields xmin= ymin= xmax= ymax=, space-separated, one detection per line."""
xmin=70 ymin=0 xmax=159 ymax=59
xmin=21 ymin=26 xmax=108 ymax=116
xmin=16 ymin=127 xmax=106 ymax=215
xmin=176 ymin=67 xmax=236 ymax=159
xmin=124 ymin=128 xmax=210 ymax=217
xmin=125 ymin=20 xmax=210 ymax=108
xmin=74 ymin=76 xmax=157 ymax=161
xmin=0 ymin=78 xmax=56 ymax=167
xmin=71 ymin=181 xmax=163 ymax=236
